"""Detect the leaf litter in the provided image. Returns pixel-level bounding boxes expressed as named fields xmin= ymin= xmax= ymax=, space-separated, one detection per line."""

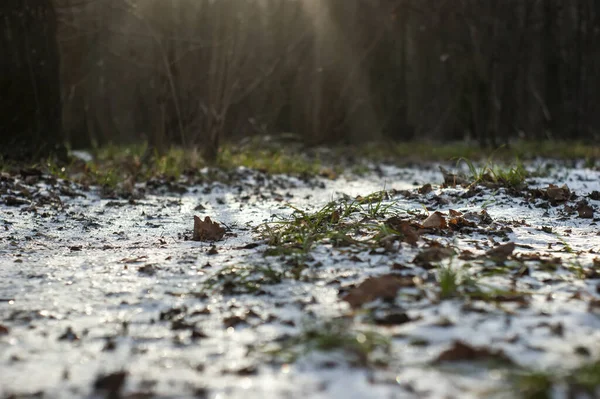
xmin=192 ymin=215 xmax=226 ymax=241
xmin=1 ymin=160 xmax=600 ymax=398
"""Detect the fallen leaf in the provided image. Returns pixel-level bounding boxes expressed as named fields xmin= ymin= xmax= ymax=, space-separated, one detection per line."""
xmin=439 ymin=166 xmax=470 ymax=186
xmin=434 ymin=341 xmax=514 ymax=365
xmin=546 ymin=184 xmax=571 ymax=204
xmin=193 ymin=216 xmax=226 ymax=241
xmin=422 ymin=211 xmax=447 ymax=229
xmin=391 ymin=262 xmax=411 ymax=271
xmin=138 ymin=264 xmax=158 ymax=276
xmin=0 ymin=324 xmax=9 ymax=335
xmin=576 ymin=201 xmax=594 ymax=219
xmin=485 ymin=242 xmax=516 ymax=261
xmin=433 ymin=317 xmax=454 ymax=327
xmin=191 ymin=328 xmax=208 ymax=340
xmin=478 ymin=210 xmax=493 ymax=224
xmin=458 ymin=250 xmax=477 ymax=260
xmin=330 ymin=209 xmax=340 ymax=224
xmin=343 ymin=274 xmax=415 ymax=308
xmin=120 ymin=255 xmax=148 ymax=264
xmin=373 ymin=310 xmax=412 ymax=326
xmin=94 ymin=371 xmax=128 ymax=395
xmin=418 ymin=183 xmax=433 ymax=194
xmin=223 ymin=315 xmax=247 ymax=328
xmin=223 ymin=365 xmax=259 ymax=376
xmin=160 ymin=306 xmax=187 ymax=321
xmin=468 ymin=291 xmax=529 ymax=304
xmin=4 ymin=196 xmax=29 ymax=206
xmin=448 ymin=209 xmax=462 ymax=217
xmin=448 ymin=216 xmax=476 ymax=230
xmin=58 ymin=326 xmax=79 ymax=342
xmin=379 ymin=234 xmax=398 ymax=252
xmin=171 ymin=318 xmax=195 ymax=331
xmin=385 ymin=217 xmax=420 ymax=246
xmin=413 ymin=246 xmax=455 ymax=267
xmin=235 ymin=243 xmax=261 ymax=250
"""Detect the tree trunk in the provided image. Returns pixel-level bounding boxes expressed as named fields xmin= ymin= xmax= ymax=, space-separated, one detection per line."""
xmin=542 ymin=0 xmax=563 ymax=139
xmin=0 ymin=0 xmax=64 ymax=160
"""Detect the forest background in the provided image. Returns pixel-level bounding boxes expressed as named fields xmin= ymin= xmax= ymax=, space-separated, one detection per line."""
xmin=2 ymin=0 xmax=598 ymax=161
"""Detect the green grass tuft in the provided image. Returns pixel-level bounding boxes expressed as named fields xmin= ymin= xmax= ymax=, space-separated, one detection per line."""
xmin=264 ymin=319 xmax=390 ymax=367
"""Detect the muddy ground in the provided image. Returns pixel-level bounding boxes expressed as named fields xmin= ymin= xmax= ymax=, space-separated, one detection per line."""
xmin=1 ymin=160 xmax=600 ymax=399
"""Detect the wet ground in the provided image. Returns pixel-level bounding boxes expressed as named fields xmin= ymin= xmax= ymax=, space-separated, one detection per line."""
xmin=1 ymin=161 xmax=600 ymax=399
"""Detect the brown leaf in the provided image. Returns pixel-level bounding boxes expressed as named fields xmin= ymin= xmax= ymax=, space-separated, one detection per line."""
xmin=439 ymin=166 xmax=470 ymax=187
xmin=485 ymin=242 xmax=516 ymax=261
xmin=468 ymin=291 xmax=530 ymax=304
xmin=120 ymin=255 xmax=148 ymax=264
xmin=448 ymin=209 xmax=462 ymax=217
xmin=138 ymin=264 xmax=158 ymax=276
xmin=373 ymin=310 xmax=412 ymax=326
xmin=223 ymin=315 xmax=247 ymax=328
xmin=448 ymin=216 xmax=477 ymax=230
xmin=330 ymin=209 xmax=340 ymax=224
xmin=413 ymin=246 xmax=455 ymax=267
xmin=94 ymin=371 xmax=128 ymax=395
xmin=0 ymin=324 xmax=9 ymax=335
xmin=576 ymin=202 xmax=594 ymax=219
xmin=458 ymin=250 xmax=477 ymax=260
xmin=343 ymin=274 xmax=415 ymax=308
xmin=386 ymin=217 xmax=420 ymax=246
xmin=58 ymin=326 xmax=79 ymax=342
xmin=193 ymin=216 xmax=226 ymax=241
xmin=418 ymin=183 xmax=433 ymax=194
xmin=422 ymin=211 xmax=447 ymax=229
xmin=434 ymin=341 xmax=514 ymax=365
xmin=546 ymin=184 xmax=571 ymax=204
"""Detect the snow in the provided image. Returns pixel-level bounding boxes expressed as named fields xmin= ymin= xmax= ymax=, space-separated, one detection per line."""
xmin=1 ymin=162 xmax=600 ymax=398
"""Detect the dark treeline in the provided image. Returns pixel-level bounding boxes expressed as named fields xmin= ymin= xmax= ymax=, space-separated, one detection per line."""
xmin=2 ymin=0 xmax=599 ymax=160
xmin=1 ymin=0 xmax=63 ymax=159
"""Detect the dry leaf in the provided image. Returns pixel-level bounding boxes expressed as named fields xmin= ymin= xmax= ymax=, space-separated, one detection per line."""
xmin=193 ymin=216 xmax=226 ymax=241
xmin=434 ymin=341 xmax=514 ymax=365
xmin=413 ymin=246 xmax=455 ymax=267
xmin=458 ymin=250 xmax=477 ymax=260
xmin=439 ymin=166 xmax=470 ymax=186
xmin=343 ymin=274 xmax=415 ymax=308
xmin=448 ymin=209 xmax=462 ymax=217
xmin=418 ymin=183 xmax=433 ymax=194
xmin=485 ymin=242 xmax=516 ymax=261
xmin=94 ymin=371 xmax=128 ymax=395
xmin=478 ymin=210 xmax=493 ymax=224
xmin=546 ymin=184 xmax=571 ymax=204
xmin=385 ymin=217 xmax=420 ymax=246
xmin=120 ymin=255 xmax=148 ymax=264
xmin=330 ymin=209 xmax=340 ymax=224
xmin=576 ymin=201 xmax=594 ymax=219
xmin=422 ymin=211 xmax=447 ymax=229
xmin=373 ymin=310 xmax=412 ymax=326
xmin=138 ymin=264 xmax=158 ymax=276
xmin=448 ymin=215 xmax=476 ymax=230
